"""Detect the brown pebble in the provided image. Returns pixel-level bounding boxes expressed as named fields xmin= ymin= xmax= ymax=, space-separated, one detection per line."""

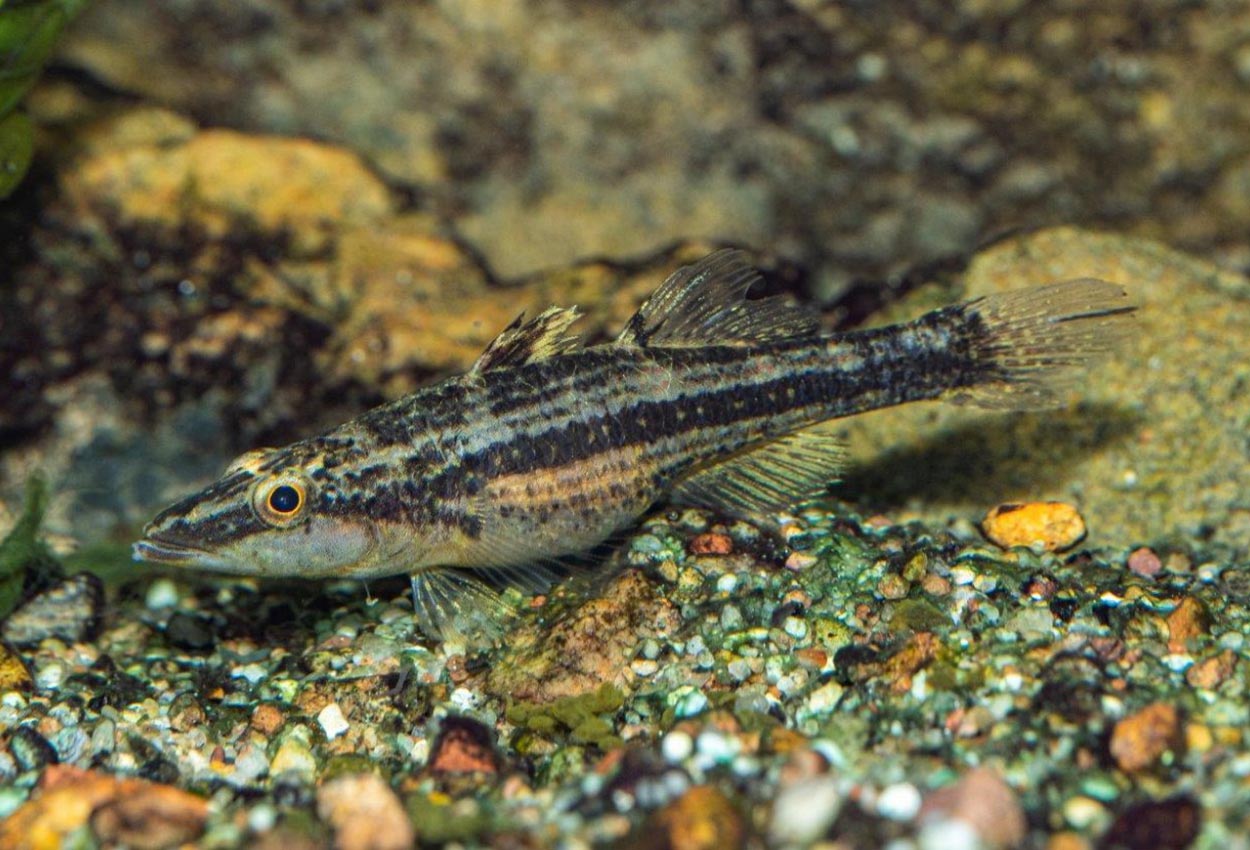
xmin=427 ymin=716 xmax=500 ymax=775
xmin=1166 ymin=597 xmax=1209 ymax=652
xmin=920 ymin=766 xmax=1026 ymax=849
xmin=1127 ymin=547 xmax=1162 ymax=578
xmin=1185 ymin=650 xmax=1236 ymax=690
xmin=885 ymin=632 xmax=938 ymax=695
xmin=648 ymin=786 xmax=746 ymax=850
xmin=1110 ymin=702 xmax=1184 ymax=773
xmin=921 ymin=574 xmax=951 ymax=596
xmin=316 ymin=773 xmax=415 ymax=850
xmin=251 ymin=703 xmax=286 ymax=737
xmin=981 ymin=502 xmax=1086 ymax=552
xmin=794 ymin=648 xmax=828 ymax=670
xmin=689 ymin=533 xmax=733 ymax=555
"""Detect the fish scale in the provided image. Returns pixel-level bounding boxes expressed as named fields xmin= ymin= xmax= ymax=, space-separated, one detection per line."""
xmin=134 ymin=249 xmax=1135 ymax=644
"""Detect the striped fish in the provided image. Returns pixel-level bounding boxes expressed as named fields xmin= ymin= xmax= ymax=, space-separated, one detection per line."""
xmin=133 ymin=250 xmax=1134 ymax=643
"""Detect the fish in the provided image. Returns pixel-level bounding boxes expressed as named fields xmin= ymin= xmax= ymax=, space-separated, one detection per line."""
xmin=133 ymin=250 xmax=1135 ymax=643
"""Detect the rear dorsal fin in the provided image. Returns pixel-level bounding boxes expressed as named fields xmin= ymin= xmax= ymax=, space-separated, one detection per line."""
xmin=671 ymin=420 xmax=846 ymax=517
xmin=471 ymin=306 xmax=583 ymax=373
xmin=616 ymin=250 xmax=820 ymax=348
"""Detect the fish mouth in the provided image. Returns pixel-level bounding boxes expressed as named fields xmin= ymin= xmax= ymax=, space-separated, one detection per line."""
xmin=132 ymin=536 xmax=219 ymax=567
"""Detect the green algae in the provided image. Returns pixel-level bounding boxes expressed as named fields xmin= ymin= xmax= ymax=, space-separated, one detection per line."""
xmin=506 ymin=683 xmax=625 ymax=749
xmin=405 ymin=793 xmax=492 ymax=845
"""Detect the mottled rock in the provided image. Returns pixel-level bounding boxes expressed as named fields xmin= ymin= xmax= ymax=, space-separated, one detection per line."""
xmin=1110 ymin=702 xmax=1184 ymax=773
xmin=57 ymin=0 xmax=1250 ymax=292
xmin=64 ymin=127 xmax=393 ymax=251
xmin=316 ymin=773 xmax=414 ymax=850
xmin=482 ymin=570 xmax=681 ymax=703
xmin=1 ymin=573 xmax=103 ymax=647
xmin=982 ymin=502 xmax=1086 ymax=552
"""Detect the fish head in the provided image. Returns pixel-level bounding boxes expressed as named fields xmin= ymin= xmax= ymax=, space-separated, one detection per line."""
xmin=132 ymin=444 xmax=383 ymax=578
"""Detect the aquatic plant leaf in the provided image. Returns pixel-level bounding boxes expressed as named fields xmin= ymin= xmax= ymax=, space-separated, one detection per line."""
xmin=0 ymin=0 xmax=90 ymax=197
xmin=0 ymin=472 xmax=56 ymax=619
xmin=0 ymin=109 xmax=32 ymax=198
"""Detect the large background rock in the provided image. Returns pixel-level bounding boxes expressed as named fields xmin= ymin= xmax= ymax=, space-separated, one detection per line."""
xmin=51 ymin=0 xmax=1250 ymax=291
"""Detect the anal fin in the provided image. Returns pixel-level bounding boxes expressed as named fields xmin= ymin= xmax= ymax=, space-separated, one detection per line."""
xmin=671 ymin=420 xmax=847 ymax=517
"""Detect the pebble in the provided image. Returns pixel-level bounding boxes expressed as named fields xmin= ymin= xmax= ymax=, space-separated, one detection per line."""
xmin=270 ymin=728 xmax=317 ymax=779
xmin=630 ymin=658 xmax=659 ymax=677
xmin=316 ymin=772 xmax=415 ymax=850
xmin=1062 ymin=795 xmax=1108 ymax=830
xmin=144 ymin=579 xmax=181 ymax=609
xmin=318 ymin=703 xmax=350 ymax=740
xmin=918 ymin=818 xmax=980 ymax=850
xmin=920 ymin=767 xmax=1025 ymax=849
xmin=0 ymin=644 xmax=32 ymax=692
xmin=689 ymin=533 xmax=732 ymax=555
xmin=1126 ymin=547 xmax=1163 ymax=578
xmin=1109 ymin=702 xmax=1183 ymax=773
xmin=670 ymin=688 xmax=708 ymax=719
xmin=661 ymin=731 xmax=694 ymax=763
xmin=648 ymin=785 xmax=745 ymax=850
xmin=877 ymin=782 xmax=923 ymax=821
xmin=427 ymin=716 xmax=500 ymax=774
xmin=784 ymin=551 xmax=818 ymax=571
xmin=1 ymin=573 xmax=104 ymax=647
xmin=10 ymin=726 xmax=58 ymax=771
xmin=769 ymin=776 xmax=842 ymax=846
xmin=981 ymin=502 xmax=1086 ymax=552
xmin=165 ymin=611 xmax=217 ymax=652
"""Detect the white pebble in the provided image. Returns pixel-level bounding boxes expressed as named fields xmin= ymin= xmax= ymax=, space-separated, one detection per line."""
xmin=449 ymin=687 xmax=481 ymax=712
xmin=769 ymin=776 xmax=842 ymax=846
xmin=918 ymin=818 xmax=979 ymax=850
xmin=317 ymin=703 xmax=349 ymax=740
xmin=145 ymin=579 xmax=180 ymax=609
xmin=661 ymin=730 xmax=693 ymax=763
xmin=877 ymin=782 xmax=922 ymax=821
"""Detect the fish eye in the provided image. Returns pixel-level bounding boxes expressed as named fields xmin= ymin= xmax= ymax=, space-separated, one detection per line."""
xmin=269 ymin=485 xmax=302 ymax=514
xmin=253 ymin=477 xmax=312 ymax=526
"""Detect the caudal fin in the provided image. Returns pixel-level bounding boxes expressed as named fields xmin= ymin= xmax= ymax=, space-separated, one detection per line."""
xmin=953 ymin=279 xmax=1137 ymax=410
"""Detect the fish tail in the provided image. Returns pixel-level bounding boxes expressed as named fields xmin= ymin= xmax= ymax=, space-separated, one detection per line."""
xmin=950 ymin=278 xmax=1136 ymax=409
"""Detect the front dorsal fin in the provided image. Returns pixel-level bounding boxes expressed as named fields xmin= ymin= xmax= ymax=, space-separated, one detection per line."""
xmin=471 ymin=306 xmax=582 ymax=374
xmin=671 ymin=420 xmax=846 ymax=517
xmin=616 ymin=249 xmax=820 ymax=348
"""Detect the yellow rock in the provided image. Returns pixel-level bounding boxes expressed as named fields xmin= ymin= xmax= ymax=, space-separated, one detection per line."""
xmin=982 ymin=501 xmax=1086 ymax=552
xmin=64 ymin=125 xmax=393 ymax=253
xmin=0 ymin=643 xmax=32 ymax=693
